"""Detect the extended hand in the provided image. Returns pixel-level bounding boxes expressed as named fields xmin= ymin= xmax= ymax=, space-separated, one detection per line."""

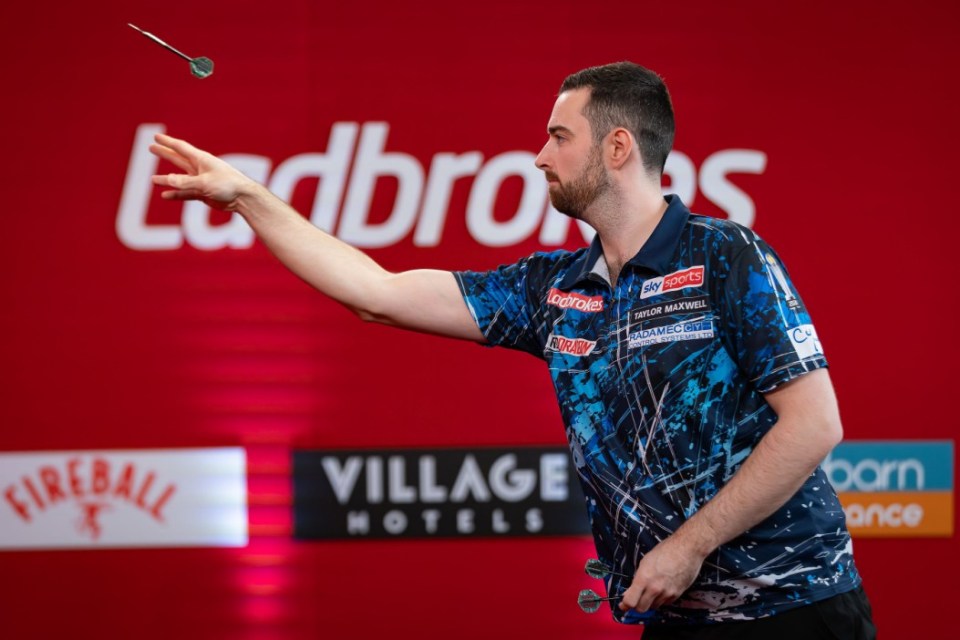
xmin=150 ymin=133 xmax=256 ymax=211
xmin=618 ymin=536 xmax=705 ymax=613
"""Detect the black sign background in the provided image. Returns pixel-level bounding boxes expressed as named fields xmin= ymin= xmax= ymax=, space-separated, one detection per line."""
xmin=293 ymin=447 xmax=591 ymax=539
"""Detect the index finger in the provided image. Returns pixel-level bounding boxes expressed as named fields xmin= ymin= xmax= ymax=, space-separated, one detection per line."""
xmin=154 ymin=133 xmax=203 ymax=159
xmin=149 ymin=142 xmax=192 ymax=173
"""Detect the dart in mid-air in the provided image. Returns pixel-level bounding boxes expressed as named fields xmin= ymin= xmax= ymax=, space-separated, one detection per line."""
xmin=128 ymin=23 xmax=214 ymax=79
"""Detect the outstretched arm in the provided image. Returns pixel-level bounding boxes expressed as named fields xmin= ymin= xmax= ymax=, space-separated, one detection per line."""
xmin=619 ymin=368 xmax=843 ymax=613
xmin=151 ymin=133 xmax=484 ymax=342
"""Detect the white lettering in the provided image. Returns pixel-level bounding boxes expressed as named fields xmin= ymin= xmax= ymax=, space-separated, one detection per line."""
xmin=456 ymin=508 xmax=475 ymax=533
xmin=418 ymin=456 xmax=447 ymax=503
xmin=119 ymin=123 xmax=766 ymax=251
xmin=898 ymin=459 xmax=925 ymax=490
xmin=492 ymin=508 xmax=510 ymax=533
xmin=387 ymin=457 xmax=416 ymax=503
xmin=321 ymin=456 xmax=363 ymax=505
xmin=414 ymin=152 xmax=483 ymax=246
xmin=339 ymin=123 xmax=424 ymax=247
xmin=268 ymin=122 xmax=358 ymax=232
xmin=489 ymin=454 xmax=535 ymax=501
xmin=525 ymin=508 xmax=543 ymax=533
xmin=346 ymin=510 xmax=370 ymax=534
xmin=327 ymin=453 xmax=570 ymax=506
xmin=663 ymin=151 xmax=697 ymax=204
xmin=844 ymin=502 xmax=924 ymax=528
xmin=823 ymin=454 xmax=926 ymax=491
xmin=366 ymin=457 xmax=383 ymax=503
xmin=699 ymin=150 xmax=767 ymax=227
xmin=466 ymin=152 xmax=546 ymax=247
xmin=540 ymin=454 xmax=569 ymax=501
xmin=383 ymin=509 xmax=408 ymax=534
xmin=421 ymin=509 xmax=441 ymax=533
xmin=902 ymin=503 xmax=923 ymax=527
xmin=449 ymin=455 xmax=491 ymax=502
xmin=117 ymin=124 xmax=182 ymax=249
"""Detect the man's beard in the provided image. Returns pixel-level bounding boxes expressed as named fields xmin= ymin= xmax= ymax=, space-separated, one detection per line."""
xmin=547 ymin=146 xmax=610 ymax=220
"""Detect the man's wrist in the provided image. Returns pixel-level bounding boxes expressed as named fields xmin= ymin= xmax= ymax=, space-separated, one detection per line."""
xmin=671 ymin=513 xmax=722 ymax=560
xmin=234 ymin=181 xmax=275 ymax=217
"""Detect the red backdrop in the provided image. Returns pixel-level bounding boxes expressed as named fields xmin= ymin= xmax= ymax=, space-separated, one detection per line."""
xmin=1 ymin=0 xmax=957 ymax=637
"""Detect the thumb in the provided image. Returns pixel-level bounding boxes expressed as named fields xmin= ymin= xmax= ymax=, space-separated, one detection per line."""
xmin=618 ymin=583 xmax=642 ymax=611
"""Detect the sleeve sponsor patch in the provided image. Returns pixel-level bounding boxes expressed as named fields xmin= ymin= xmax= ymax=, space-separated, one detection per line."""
xmin=788 ymin=324 xmax=824 ymax=359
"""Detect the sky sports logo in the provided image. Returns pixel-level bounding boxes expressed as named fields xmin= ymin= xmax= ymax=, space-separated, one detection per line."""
xmin=824 ymin=441 xmax=953 ymax=537
xmin=640 ymin=266 xmax=705 ymax=300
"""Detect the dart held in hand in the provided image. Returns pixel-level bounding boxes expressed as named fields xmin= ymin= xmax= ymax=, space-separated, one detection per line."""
xmin=577 ymin=588 xmax=622 ymax=613
xmin=584 ymin=558 xmax=632 ymax=580
xmin=128 ymin=23 xmax=214 ymax=78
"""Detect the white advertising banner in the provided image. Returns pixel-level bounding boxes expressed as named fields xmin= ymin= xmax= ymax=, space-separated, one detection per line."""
xmin=0 ymin=448 xmax=248 ymax=550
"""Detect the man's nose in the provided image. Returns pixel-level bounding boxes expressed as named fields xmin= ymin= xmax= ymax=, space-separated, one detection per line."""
xmin=535 ymin=142 xmax=551 ymax=170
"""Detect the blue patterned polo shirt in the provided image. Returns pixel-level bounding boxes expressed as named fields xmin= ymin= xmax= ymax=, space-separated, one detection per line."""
xmin=454 ymin=195 xmax=860 ymax=625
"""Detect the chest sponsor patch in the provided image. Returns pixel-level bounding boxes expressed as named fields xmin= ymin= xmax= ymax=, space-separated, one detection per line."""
xmin=629 ymin=319 xmax=714 ymax=348
xmin=640 ymin=266 xmax=705 ymax=299
xmin=546 ymin=288 xmax=604 ymax=312
xmin=630 ymin=295 xmax=711 ymax=325
xmin=546 ymin=333 xmax=597 ymax=357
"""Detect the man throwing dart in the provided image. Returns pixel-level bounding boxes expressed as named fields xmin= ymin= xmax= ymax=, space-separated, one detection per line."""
xmin=151 ymin=62 xmax=875 ymax=639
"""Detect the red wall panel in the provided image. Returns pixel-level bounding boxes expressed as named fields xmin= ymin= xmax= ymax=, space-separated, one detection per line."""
xmin=1 ymin=0 xmax=957 ymax=637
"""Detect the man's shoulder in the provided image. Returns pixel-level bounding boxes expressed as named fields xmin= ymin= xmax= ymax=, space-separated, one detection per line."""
xmin=455 ymin=247 xmax=589 ymax=296
xmin=481 ymin=247 xmax=590 ymax=282
xmin=520 ymin=247 xmax=589 ymax=270
xmin=685 ymin=213 xmax=759 ymax=248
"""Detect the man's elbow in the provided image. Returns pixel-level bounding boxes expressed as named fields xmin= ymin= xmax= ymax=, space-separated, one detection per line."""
xmin=353 ymin=305 xmax=394 ymax=325
xmin=822 ymin=415 xmax=844 ymax=451
xmin=805 ymin=398 xmax=845 ymax=461
xmin=346 ymin=280 xmax=397 ymax=325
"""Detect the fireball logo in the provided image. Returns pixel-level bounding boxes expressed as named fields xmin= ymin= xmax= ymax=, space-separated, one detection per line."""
xmin=76 ymin=502 xmax=111 ymax=540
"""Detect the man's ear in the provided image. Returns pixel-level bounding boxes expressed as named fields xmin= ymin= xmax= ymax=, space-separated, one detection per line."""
xmin=607 ymin=127 xmax=636 ymax=169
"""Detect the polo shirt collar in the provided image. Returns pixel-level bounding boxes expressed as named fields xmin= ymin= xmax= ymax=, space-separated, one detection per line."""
xmin=557 ymin=194 xmax=691 ymax=289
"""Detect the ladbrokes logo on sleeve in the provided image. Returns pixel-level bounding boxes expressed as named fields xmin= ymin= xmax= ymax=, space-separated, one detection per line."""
xmin=825 ymin=441 xmax=953 ymax=537
xmin=0 ymin=448 xmax=248 ymax=550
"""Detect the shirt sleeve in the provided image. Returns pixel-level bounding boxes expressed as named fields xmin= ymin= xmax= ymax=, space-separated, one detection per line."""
xmin=720 ymin=238 xmax=828 ymax=393
xmin=453 ymin=256 xmax=546 ymax=358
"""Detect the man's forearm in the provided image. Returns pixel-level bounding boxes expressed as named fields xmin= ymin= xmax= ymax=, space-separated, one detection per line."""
xmin=670 ymin=387 xmax=842 ymax=558
xmin=234 ymin=182 xmax=392 ymax=319
xmin=619 ymin=369 xmax=843 ymax=612
xmin=151 ymin=133 xmax=483 ymax=340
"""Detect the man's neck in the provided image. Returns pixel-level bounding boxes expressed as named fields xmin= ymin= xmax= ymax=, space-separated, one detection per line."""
xmin=586 ymin=188 xmax=667 ymax=285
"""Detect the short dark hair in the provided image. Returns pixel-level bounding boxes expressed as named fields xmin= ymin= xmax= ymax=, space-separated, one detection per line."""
xmin=559 ymin=62 xmax=675 ymax=175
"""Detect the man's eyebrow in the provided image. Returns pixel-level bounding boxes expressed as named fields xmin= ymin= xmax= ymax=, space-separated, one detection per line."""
xmin=548 ymin=125 xmax=574 ymax=136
